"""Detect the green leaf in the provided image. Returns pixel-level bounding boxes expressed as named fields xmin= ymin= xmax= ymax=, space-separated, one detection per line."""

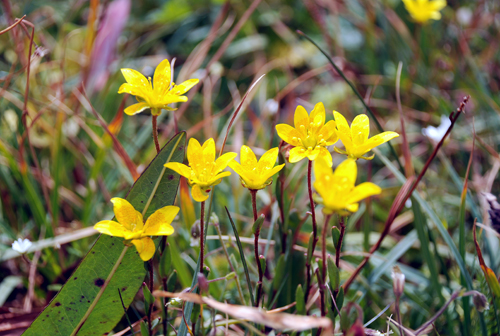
xmin=327 ymin=256 xmax=339 ymax=291
xmin=159 ymin=243 xmax=172 ymax=279
xmin=252 ymin=215 xmax=264 ymax=235
xmin=295 ymin=285 xmax=305 ymax=315
xmin=22 ymin=133 xmax=186 ymax=336
xmin=272 ymin=255 xmax=286 ymax=291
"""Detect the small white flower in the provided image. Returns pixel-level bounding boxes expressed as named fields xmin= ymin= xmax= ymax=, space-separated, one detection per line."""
xmin=405 ymin=199 xmax=412 ymax=208
xmin=264 ymin=99 xmax=279 ymax=116
xmin=456 ymin=7 xmax=473 ymax=26
xmin=422 ymin=115 xmax=451 ymax=142
xmin=12 ymin=238 xmax=33 ymax=254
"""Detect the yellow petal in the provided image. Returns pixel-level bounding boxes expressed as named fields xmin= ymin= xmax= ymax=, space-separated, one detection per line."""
xmin=257 ymin=147 xmax=279 ymax=172
xmin=346 ymin=203 xmax=359 ymax=213
xmin=187 ymin=138 xmax=203 ymax=166
xmin=118 ymin=83 xmax=145 ymax=97
xmin=160 ymin=94 xmax=189 ymax=105
xmin=358 ymin=131 xmax=399 ymax=154
xmin=153 ymin=59 xmax=171 ymax=95
xmin=262 ymin=163 xmax=285 ymax=181
xmin=211 ymin=171 xmax=232 ymax=182
xmin=317 ymin=147 xmax=333 ymax=167
xmin=164 ymin=162 xmax=192 ymax=179
xmin=192 ymin=184 xmax=209 ymax=202
xmin=132 ymin=237 xmax=156 ymax=261
xmin=124 ymin=102 xmax=150 ymax=116
xmin=430 ymin=0 xmax=446 ymax=11
xmin=306 ymin=147 xmax=321 ymax=161
xmin=111 ymin=198 xmax=143 ymax=231
xmin=171 ymin=79 xmax=199 ymax=95
xmin=275 ymin=124 xmax=302 ymax=147
xmin=314 ymin=155 xmax=333 ymax=181
xmin=294 ymin=105 xmax=309 ymax=131
xmin=121 ymin=68 xmax=150 ymax=89
xmin=333 ymin=111 xmax=353 ymax=151
xmin=94 ymin=220 xmax=129 ymax=237
xmin=143 ymin=205 xmax=178 ymax=236
xmin=202 ymin=138 xmax=216 ymax=164
xmin=240 ymin=145 xmax=258 ymax=169
xmin=351 ymin=114 xmax=370 ymax=146
xmin=228 ymin=161 xmax=250 ymax=179
xmin=346 ymin=182 xmax=382 ymax=204
xmin=214 ymin=152 xmax=238 ymax=174
xmin=333 ymin=159 xmax=357 ymax=186
xmin=310 ymin=102 xmax=325 ymax=128
xmin=289 ymin=147 xmax=307 ymax=163
xmin=319 ymin=120 xmax=338 ymax=145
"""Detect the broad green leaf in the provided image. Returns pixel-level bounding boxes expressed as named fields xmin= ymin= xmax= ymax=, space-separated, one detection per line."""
xmin=23 ymin=132 xmax=186 ymax=336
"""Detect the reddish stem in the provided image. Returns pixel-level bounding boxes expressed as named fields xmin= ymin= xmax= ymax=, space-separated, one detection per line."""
xmin=152 ymin=115 xmax=160 ymax=153
xmin=200 ymin=201 xmax=205 ymax=273
xmin=250 ymin=189 xmax=264 ymax=306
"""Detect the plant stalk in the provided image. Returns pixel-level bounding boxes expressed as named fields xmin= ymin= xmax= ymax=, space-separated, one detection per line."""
xmin=250 ymin=189 xmax=263 ymax=307
xmin=336 ymin=217 xmax=345 ymax=269
xmin=200 ymin=201 xmax=205 ymax=273
xmin=305 ymin=160 xmax=318 ymax=302
xmin=152 ymin=114 xmax=160 ymax=153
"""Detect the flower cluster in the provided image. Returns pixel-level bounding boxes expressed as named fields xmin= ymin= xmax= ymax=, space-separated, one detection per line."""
xmin=94 ymin=58 xmax=400 ymax=261
xmin=276 ymin=104 xmax=398 ymax=214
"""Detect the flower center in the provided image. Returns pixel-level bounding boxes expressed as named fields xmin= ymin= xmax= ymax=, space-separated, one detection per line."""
xmin=301 ymin=135 xmax=318 ymax=149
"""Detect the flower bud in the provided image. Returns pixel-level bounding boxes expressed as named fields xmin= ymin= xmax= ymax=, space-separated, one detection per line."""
xmin=391 ymin=266 xmax=405 ymax=297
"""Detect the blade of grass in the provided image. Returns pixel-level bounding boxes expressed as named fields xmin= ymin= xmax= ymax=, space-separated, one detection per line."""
xmin=459 ymin=128 xmax=475 ymax=336
xmin=225 ymin=206 xmax=255 ymax=307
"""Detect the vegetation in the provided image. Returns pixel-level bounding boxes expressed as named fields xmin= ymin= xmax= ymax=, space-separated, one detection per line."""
xmin=1 ymin=0 xmax=500 ymax=335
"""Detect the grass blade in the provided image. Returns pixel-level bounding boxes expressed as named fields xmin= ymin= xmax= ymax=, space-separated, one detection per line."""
xmin=225 ymin=206 xmax=255 ymax=307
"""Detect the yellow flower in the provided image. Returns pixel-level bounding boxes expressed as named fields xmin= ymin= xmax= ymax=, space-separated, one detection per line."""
xmin=229 ymin=146 xmax=285 ymax=190
xmin=333 ymin=112 xmax=399 ymax=160
xmin=314 ymin=157 xmax=381 ymax=215
xmin=94 ymin=198 xmax=179 ymax=261
xmin=276 ymin=102 xmax=338 ymax=166
xmin=402 ymin=0 xmax=446 ymax=23
xmin=164 ymin=138 xmax=237 ymax=202
xmin=118 ymin=59 xmax=199 ymax=116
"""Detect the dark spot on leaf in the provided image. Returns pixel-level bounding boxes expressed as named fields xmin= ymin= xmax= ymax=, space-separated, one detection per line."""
xmin=74 ymin=277 xmax=77 ymax=280
xmin=92 ymin=251 xmax=95 ymax=254
xmin=55 ymin=302 xmax=61 ymax=307
xmin=168 ymin=175 xmax=174 ymax=180
xmin=178 ymin=146 xmax=184 ymax=151
xmin=121 ymin=287 xmax=127 ymax=292
xmin=94 ymin=278 xmax=105 ymax=287
xmin=81 ymin=295 xmax=85 ymax=299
